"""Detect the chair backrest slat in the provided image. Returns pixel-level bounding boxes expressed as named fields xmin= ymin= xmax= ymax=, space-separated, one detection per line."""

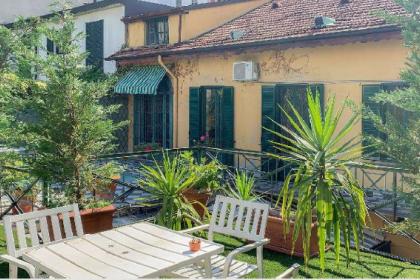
xmin=50 ymin=214 xmax=61 ymax=241
xmin=39 ymin=216 xmax=51 ymax=243
xmin=209 ymin=195 xmax=269 ymax=242
xmin=62 ymin=212 xmax=73 ymax=238
xmin=28 ymin=219 xmax=39 ymax=247
xmin=15 ymin=221 xmax=27 ymax=250
xmin=2 ymin=204 xmax=84 ymax=257
xmin=73 ymin=206 xmax=84 ymax=237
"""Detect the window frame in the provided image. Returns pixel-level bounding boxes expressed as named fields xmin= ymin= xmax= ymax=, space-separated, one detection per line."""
xmin=145 ymin=17 xmax=169 ymax=46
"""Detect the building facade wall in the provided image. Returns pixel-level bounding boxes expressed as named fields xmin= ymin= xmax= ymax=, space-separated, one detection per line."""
xmin=167 ymin=38 xmax=408 ymax=151
xmin=126 ymin=0 xmax=269 ymax=48
xmin=75 ymin=5 xmax=126 ymax=74
xmin=39 ymin=4 xmax=125 ymax=74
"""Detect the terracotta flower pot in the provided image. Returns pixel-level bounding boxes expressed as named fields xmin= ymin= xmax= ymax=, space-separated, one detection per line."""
xmin=80 ymin=205 xmax=116 ymax=234
xmin=47 ymin=205 xmax=116 ymax=240
xmin=264 ymin=211 xmax=319 ymax=257
xmin=96 ymin=176 xmax=120 ymax=200
xmin=12 ymin=198 xmax=33 ymax=214
xmin=183 ymin=188 xmax=211 ymax=218
xmin=189 ymin=239 xmax=201 ymax=252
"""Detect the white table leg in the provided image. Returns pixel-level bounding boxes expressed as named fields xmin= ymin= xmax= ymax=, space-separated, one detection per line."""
xmin=203 ymin=256 xmax=212 ymax=278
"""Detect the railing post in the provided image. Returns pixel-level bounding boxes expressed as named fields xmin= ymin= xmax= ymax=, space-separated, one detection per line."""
xmin=393 ymin=171 xmax=398 ymax=222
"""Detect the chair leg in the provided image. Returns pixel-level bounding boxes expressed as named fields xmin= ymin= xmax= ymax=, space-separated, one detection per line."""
xmin=257 ymin=246 xmax=263 ymax=278
xmin=35 ymin=268 xmax=42 ymax=278
xmin=9 ymin=264 xmax=18 ymax=278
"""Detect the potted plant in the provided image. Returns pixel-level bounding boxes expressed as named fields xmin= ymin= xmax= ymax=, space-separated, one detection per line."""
xmin=225 ymin=170 xmax=259 ymax=202
xmin=181 ymin=152 xmax=223 ymax=217
xmin=137 ymin=151 xmax=201 ymax=230
xmin=92 ymin=163 xmax=124 ymax=200
xmin=46 ymin=194 xmax=116 ymax=235
xmin=11 ymin=186 xmax=38 ymax=214
xmin=267 ymin=91 xmax=367 ymax=271
xmin=0 ymin=157 xmax=38 ymax=214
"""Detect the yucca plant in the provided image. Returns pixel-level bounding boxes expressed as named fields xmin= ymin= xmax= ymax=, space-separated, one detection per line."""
xmin=227 ymin=171 xmax=259 ymax=202
xmin=267 ymin=90 xmax=367 ymax=271
xmin=138 ymin=152 xmax=201 ymax=230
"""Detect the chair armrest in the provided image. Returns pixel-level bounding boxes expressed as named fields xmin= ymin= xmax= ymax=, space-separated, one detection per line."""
xmin=0 ymin=254 xmax=36 ymax=278
xmin=223 ymin=238 xmax=270 ymax=277
xmin=179 ymin=224 xmax=210 ymax=234
xmin=275 ymin=263 xmax=300 ymax=279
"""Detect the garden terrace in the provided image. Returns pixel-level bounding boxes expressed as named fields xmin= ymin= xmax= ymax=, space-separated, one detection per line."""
xmin=1 ymin=146 xmax=419 ymax=276
xmin=99 ymin=147 xmax=419 ymax=260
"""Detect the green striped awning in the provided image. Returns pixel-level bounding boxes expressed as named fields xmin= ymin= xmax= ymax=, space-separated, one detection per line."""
xmin=114 ymin=65 xmax=166 ymax=95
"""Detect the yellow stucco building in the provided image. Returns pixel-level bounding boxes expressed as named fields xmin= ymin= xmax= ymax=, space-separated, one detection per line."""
xmin=110 ymin=0 xmax=408 ymax=155
xmin=109 ymin=0 xmax=419 ymax=260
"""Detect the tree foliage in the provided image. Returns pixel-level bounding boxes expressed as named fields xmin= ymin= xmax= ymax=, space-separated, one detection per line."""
xmin=367 ymin=0 xmax=420 ymax=233
xmin=0 ymin=10 xmax=124 ymax=207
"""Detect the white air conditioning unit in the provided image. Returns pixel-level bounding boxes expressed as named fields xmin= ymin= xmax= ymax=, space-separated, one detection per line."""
xmin=233 ymin=61 xmax=259 ymax=81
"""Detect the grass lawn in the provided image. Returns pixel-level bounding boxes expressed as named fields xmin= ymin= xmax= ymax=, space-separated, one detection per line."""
xmin=0 ymin=225 xmax=418 ymax=278
xmin=213 ymin=234 xmax=420 ymax=278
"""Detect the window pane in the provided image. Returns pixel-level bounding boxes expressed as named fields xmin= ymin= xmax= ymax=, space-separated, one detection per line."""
xmin=146 ymin=18 xmax=168 ymax=45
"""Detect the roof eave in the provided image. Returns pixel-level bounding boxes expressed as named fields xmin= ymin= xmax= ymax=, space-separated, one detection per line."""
xmin=107 ymin=25 xmax=401 ymax=61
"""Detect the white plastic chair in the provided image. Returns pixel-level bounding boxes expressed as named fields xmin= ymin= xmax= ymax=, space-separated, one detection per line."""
xmin=174 ymin=195 xmax=270 ymax=278
xmin=0 ymin=204 xmax=84 ymax=278
xmin=276 ymin=263 xmax=300 ymax=279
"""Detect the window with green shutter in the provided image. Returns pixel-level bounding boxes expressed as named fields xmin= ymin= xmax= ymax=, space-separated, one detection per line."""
xmin=261 ymin=83 xmax=324 ymax=152
xmin=86 ymin=20 xmax=104 ymax=71
xmin=133 ymin=94 xmax=171 ymax=149
xmin=362 ymin=82 xmax=407 ymax=159
xmin=146 ymin=17 xmax=169 ymax=46
xmin=189 ymin=86 xmax=234 ymax=150
xmin=47 ymin=38 xmax=60 ymax=54
xmin=261 ymin=84 xmax=324 ymax=178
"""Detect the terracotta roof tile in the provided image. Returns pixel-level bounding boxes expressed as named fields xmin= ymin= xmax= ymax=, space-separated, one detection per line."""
xmin=109 ymin=0 xmax=406 ymax=60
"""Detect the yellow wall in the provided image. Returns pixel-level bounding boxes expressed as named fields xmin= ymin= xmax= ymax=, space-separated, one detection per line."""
xmin=170 ymin=38 xmax=407 ymax=151
xmin=171 ymin=0 xmax=268 ymax=44
xmin=127 ymin=0 xmax=269 ymax=48
xmin=127 ymin=21 xmax=145 ymax=47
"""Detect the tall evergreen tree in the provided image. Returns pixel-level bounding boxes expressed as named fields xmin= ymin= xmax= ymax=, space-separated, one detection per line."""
xmin=0 ymin=10 xmax=124 ymax=207
xmin=367 ymin=0 xmax=420 ymax=233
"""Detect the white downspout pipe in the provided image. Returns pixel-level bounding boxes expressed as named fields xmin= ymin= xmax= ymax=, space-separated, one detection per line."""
xmin=158 ymin=55 xmax=179 ymax=148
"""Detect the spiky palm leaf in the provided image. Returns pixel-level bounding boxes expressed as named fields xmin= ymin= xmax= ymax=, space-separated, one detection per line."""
xmin=267 ymin=90 xmax=367 ymax=271
xmin=138 ymin=151 xmax=201 ymax=231
xmin=226 ymin=170 xmax=259 ymax=202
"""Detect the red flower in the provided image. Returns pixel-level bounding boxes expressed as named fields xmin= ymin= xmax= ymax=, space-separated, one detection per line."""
xmin=200 ymin=135 xmax=206 ymax=142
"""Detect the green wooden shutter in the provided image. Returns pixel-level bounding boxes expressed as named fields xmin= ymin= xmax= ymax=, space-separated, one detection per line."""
xmin=86 ymin=20 xmax=104 ymax=70
xmin=189 ymin=87 xmax=202 ymax=146
xmin=221 ymin=87 xmax=234 ymax=149
xmin=261 ymin=85 xmax=276 ymax=152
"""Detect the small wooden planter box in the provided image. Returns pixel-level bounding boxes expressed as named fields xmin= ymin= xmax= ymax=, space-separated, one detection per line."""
xmin=48 ymin=205 xmax=116 ymax=239
xmin=265 ymin=214 xmax=319 ymax=257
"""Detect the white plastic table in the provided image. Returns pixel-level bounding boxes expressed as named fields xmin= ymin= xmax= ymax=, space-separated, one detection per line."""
xmin=22 ymin=222 xmax=224 ymax=278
